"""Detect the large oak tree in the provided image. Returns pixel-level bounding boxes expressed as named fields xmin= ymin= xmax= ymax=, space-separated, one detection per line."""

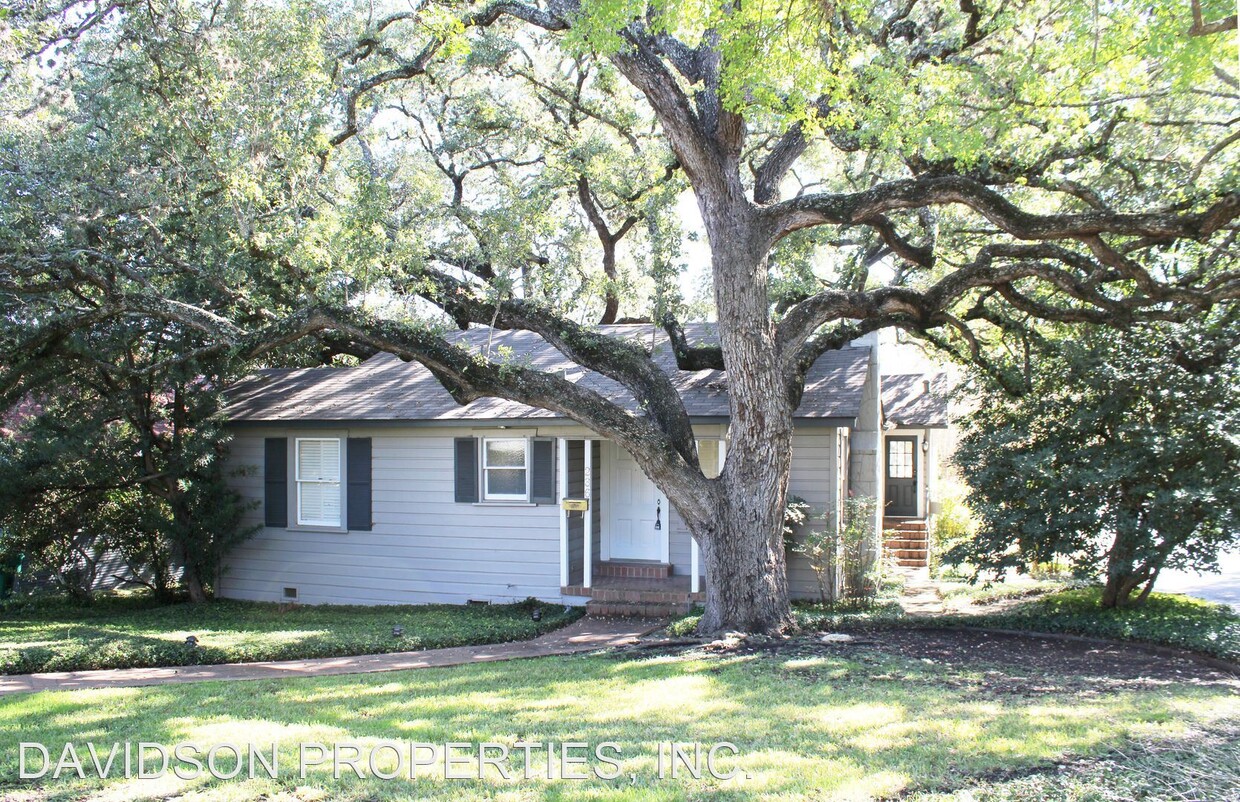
xmin=2 ymin=0 xmax=1236 ymax=630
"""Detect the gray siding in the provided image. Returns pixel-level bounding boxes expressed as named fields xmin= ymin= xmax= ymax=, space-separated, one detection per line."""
xmin=220 ymin=422 xmax=848 ymax=607
xmin=220 ymin=426 xmax=562 ymax=606
xmin=786 ymin=427 xmax=845 ymax=600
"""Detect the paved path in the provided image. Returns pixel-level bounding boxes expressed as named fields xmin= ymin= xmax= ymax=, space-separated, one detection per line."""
xmin=0 ymin=617 xmax=658 ymax=697
xmin=1157 ymin=548 xmax=1240 ymax=611
xmin=895 ymin=567 xmax=944 ymax=616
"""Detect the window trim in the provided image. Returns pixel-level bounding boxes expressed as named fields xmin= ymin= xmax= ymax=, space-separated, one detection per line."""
xmin=294 ymin=436 xmax=344 ymax=527
xmin=481 ymin=436 xmax=530 ymax=502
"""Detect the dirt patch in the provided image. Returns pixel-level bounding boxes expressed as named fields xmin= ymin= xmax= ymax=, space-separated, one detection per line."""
xmin=634 ymin=627 xmax=1240 ymax=690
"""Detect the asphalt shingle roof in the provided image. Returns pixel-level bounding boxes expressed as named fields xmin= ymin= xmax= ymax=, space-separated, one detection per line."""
xmin=881 ymin=372 xmax=952 ymax=428
xmin=224 ymin=323 xmax=872 ymax=424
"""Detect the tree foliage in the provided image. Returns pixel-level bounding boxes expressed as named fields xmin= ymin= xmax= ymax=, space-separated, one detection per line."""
xmin=0 ymin=327 xmax=257 ymax=602
xmin=0 ymin=0 xmax=1236 ymax=628
xmin=950 ymin=316 xmax=1240 ymax=607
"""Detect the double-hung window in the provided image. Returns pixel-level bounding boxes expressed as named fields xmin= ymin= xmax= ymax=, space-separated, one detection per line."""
xmin=296 ymin=437 xmax=342 ymax=526
xmin=482 ymin=437 xmax=529 ymax=501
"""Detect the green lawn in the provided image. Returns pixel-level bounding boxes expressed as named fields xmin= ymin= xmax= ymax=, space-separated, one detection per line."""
xmin=0 ymin=639 xmax=1235 ymax=801
xmin=0 ymin=594 xmax=582 ymax=674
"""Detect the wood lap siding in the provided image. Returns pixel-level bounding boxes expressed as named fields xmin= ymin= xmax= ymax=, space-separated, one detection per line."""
xmin=661 ymin=428 xmax=837 ymax=597
xmin=220 ymin=428 xmax=561 ymax=605
xmin=220 ymin=423 xmax=839 ymax=606
xmin=786 ymin=427 xmax=842 ymax=600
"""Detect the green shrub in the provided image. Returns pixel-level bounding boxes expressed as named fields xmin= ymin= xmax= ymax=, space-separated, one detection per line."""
xmin=788 ymin=495 xmax=881 ymax=604
xmin=947 ymin=587 xmax=1240 ymax=660
xmin=928 ymin=487 xmax=975 ymax=578
xmin=667 ymin=599 xmax=907 ymax=637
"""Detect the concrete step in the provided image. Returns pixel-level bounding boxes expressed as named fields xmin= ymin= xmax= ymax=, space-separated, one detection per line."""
xmin=596 ymin=560 xmax=673 ymax=580
xmin=587 ymin=600 xmax=689 ymax=618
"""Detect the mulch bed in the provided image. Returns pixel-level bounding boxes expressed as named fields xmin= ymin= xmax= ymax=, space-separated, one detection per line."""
xmin=633 ymin=626 xmax=1240 ymax=690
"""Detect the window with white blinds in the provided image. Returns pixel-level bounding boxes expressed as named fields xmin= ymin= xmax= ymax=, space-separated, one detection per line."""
xmin=296 ymin=438 xmax=342 ymax=526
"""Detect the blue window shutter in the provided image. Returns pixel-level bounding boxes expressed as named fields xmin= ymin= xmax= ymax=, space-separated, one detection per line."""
xmin=530 ymin=438 xmax=556 ymax=504
xmin=454 ymin=437 xmax=479 ymax=503
xmin=263 ymin=438 xmax=288 ymax=527
xmin=346 ymin=438 xmax=372 ymax=531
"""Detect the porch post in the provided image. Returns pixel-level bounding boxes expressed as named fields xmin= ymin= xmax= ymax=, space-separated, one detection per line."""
xmin=691 ymin=534 xmax=700 ymax=594
xmin=558 ymin=437 xmax=568 ymax=588
xmin=583 ymin=439 xmax=593 ymax=589
xmin=692 ymin=438 xmax=725 ymax=595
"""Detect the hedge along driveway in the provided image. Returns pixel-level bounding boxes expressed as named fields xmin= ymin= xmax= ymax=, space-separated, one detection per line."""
xmin=0 ymin=595 xmax=583 ymax=674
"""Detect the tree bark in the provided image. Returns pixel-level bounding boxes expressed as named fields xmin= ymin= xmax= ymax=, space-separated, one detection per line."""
xmin=693 ymin=474 xmax=794 ymax=633
xmin=686 ymin=192 xmax=796 ymax=634
xmin=1101 ymin=527 xmax=1153 ymax=608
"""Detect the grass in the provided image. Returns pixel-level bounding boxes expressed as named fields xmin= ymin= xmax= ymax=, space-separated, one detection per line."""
xmin=907 ymin=720 xmax=1240 ymax=801
xmin=0 ymin=593 xmax=583 ymax=674
xmin=937 ymin=579 xmax=1071 ymax=609
xmin=943 ymin=587 xmax=1240 ymax=661
xmin=0 ymin=639 xmax=1235 ymax=801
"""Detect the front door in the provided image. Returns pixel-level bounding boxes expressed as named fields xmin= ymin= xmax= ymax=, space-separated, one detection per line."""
xmin=607 ymin=446 xmax=665 ymax=560
xmin=885 ymin=436 xmax=918 ymax=517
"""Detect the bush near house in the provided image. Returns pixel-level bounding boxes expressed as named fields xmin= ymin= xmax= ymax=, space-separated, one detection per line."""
xmin=0 ymin=592 xmax=582 ymax=674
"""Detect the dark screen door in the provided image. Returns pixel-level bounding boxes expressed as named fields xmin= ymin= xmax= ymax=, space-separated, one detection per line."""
xmin=885 ymin=436 xmax=918 ymax=517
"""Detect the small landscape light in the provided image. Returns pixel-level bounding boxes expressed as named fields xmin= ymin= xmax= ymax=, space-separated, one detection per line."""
xmin=392 ymin=625 xmax=404 ymax=638
xmin=532 ymin=607 xmax=542 ymax=622
xmin=185 ymin=635 xmax=198 ymax=648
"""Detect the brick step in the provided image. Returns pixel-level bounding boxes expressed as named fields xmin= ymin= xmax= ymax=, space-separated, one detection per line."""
xmin=586 ymin=587 xmax=693 ymax=604
xmin=587 ymin=600 xmax=690 ymax=618
xmin=596 ymin=560 xmax=673 ymax=580
xmin=887 ymin=533 xmax=927 ymax=540
xmin=888 ymin=547 xmax=928 ymax=559
xmin=883 ymin=536 xmax=929 ymax=548
xmin=884 ymin=520 xmax=928 ymax=532
xmin=895 ymin=557 xmax=928 ymax=568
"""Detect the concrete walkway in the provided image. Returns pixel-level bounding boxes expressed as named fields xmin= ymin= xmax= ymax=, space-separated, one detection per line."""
xmin=0 ymin=617 xmax=658 ymax=697
xmin=896 ymin=567 xmax=944 ymax=616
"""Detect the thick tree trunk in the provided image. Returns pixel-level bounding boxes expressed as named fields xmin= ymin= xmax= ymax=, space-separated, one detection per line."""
xmin=1101 ymin=571 xmax=1147 ymax=608
xmin=688 ymin=192 xmax=796 ymax=634
xmin=693 ymin=475 xmax=794 ymax=633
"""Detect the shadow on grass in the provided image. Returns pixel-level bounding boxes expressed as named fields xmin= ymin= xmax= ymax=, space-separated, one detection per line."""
xmin=0 ymin=641 xmax=1236 ymax=802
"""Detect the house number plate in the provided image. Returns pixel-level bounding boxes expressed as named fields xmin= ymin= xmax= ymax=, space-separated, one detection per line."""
xmin=561 ymin=498 xmax=589 ymax=511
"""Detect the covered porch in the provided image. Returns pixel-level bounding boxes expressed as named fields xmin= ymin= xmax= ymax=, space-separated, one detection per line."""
xmin=554 ymin=436 xmax=723 ymax=613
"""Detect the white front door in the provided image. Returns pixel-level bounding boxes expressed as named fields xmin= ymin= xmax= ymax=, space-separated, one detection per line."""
xmin=606 ymin=445 xmax=665 ymax=561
